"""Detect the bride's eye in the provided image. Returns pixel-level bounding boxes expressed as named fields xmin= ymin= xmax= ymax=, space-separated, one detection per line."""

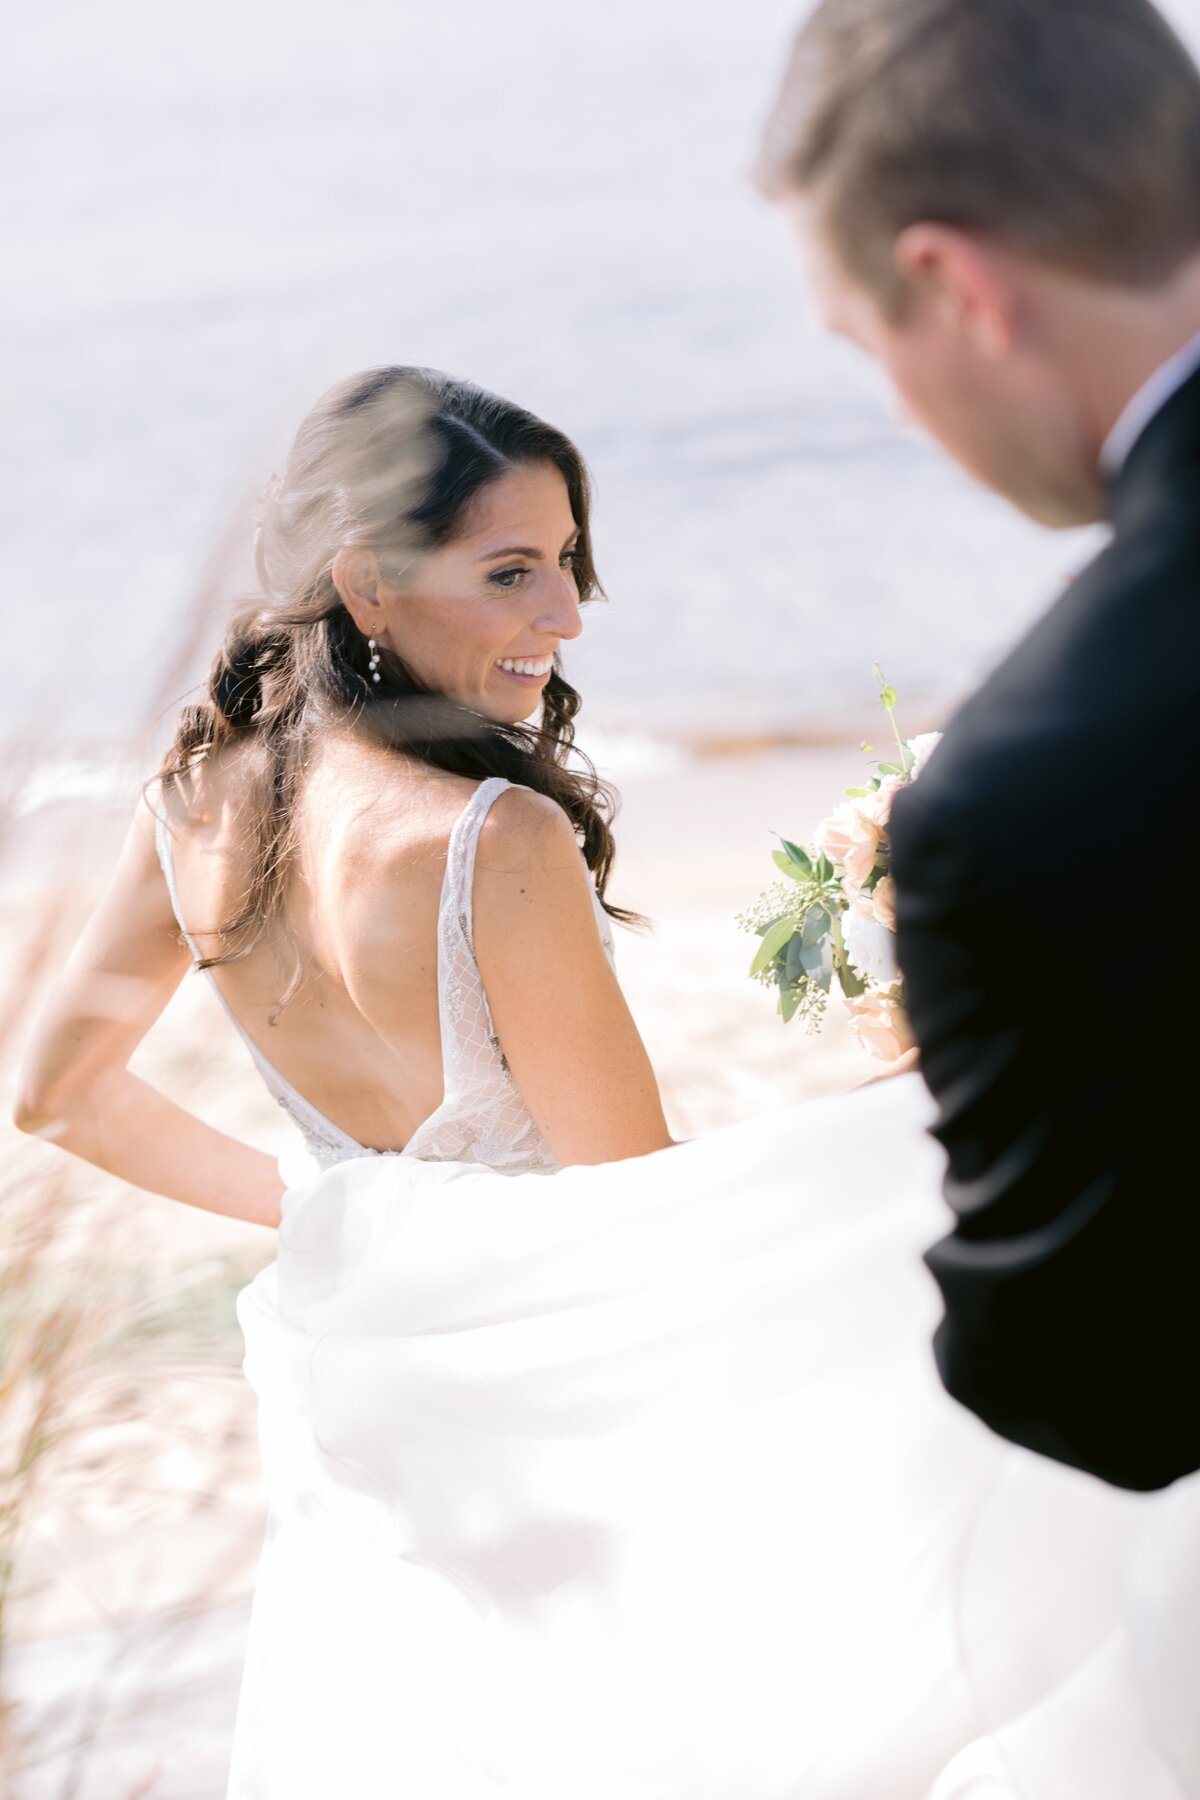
xmin=489 ymin=567 xmax=528 ymax=590
xmin=560 ymin=548 xmax=583 ymax=571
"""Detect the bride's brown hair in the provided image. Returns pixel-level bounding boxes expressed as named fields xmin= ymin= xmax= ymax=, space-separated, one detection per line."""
xmin=150 ymin=366 xmax=633 ymax=1015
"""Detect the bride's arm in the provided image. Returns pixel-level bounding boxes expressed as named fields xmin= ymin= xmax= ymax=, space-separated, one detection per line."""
xmin=472 ymin=788 xmax=674 ymax=1167
xmin=12 ymin=796 xmax=286 ymax=1229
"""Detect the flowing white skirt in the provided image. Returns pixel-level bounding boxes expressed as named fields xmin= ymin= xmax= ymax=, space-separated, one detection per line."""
xmin=226 ymin=1076 xmax=1200 ymax=1799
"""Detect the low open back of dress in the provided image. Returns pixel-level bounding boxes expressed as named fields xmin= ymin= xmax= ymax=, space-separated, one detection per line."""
xmin=153 ymin=774 xmax=614 ymax=1175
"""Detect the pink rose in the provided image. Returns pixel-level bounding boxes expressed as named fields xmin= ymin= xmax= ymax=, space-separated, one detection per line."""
xmin=814 ymin=778 xmax=905 ymax=892
xmin=870 ymin=875 xmax=897 ymax=930
xmin=813 ymin=802 xmax=884 ymax=890
xmin=864 ymin=775 xmax=905 ymax=823
xmin=847 ymin=987 xmax=914 ymax=1062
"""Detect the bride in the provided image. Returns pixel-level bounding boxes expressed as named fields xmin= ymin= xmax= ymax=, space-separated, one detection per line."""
xmin=16 ymin=367 xmax=1199 ymax=1799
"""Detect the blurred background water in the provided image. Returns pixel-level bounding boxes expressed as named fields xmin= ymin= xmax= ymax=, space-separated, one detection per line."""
xmin=5 ymin=0 xmax=1200 ymax=768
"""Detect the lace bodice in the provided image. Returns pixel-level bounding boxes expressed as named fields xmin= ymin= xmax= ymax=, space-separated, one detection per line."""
xmin=154 ymin=776 xmax=616 ymax=1176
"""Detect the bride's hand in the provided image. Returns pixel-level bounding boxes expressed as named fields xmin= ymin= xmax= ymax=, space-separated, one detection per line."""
xmin=855 ymin=1046 xmax=921 ymax=1088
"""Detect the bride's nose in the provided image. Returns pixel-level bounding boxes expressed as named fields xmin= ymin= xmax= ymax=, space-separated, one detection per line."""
xmin=535 ymin=574 xmax=584 ymax=640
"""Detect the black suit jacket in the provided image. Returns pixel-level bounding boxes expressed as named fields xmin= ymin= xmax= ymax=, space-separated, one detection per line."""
xmin=888 ymin=361 xmax=1200 ymax=1492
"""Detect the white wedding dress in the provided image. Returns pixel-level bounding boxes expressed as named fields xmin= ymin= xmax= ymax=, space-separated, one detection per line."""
xmin=156 ymin=777 xmax=1200 ymax=1800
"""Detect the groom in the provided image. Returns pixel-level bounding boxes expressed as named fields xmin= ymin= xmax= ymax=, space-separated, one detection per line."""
xmin=758 ymin=0 xmax=1200 ymax=1492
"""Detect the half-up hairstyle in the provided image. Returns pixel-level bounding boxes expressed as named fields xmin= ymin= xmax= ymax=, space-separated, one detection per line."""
xmin=151 ymin=366 xmax=633 ymax=1019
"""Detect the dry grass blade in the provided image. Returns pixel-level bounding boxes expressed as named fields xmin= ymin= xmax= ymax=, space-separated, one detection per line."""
xmin=0 ymin=470 xmax=279 ymax=1796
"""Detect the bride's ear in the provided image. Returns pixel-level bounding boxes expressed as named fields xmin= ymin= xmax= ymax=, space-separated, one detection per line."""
xmin=331 ymin=546 xmax=386 ymax=636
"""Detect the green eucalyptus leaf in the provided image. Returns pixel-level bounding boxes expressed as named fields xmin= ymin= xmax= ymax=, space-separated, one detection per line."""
xmin=844 ymin=786 xmax=874 ymax=799
xmin=876 ymin=762 xmax=904 ymax=778
xmin=772 ymin=849 xmax=808 ymax=882
xmin=779 ymin=983 xmax=802 ymax=1024
xmin=801 ymin=904 xmax=829 ymax=948
xmin=784 ymin=933 xmax=807 ymax=985
xmin=816 ymin=854 xmax=835 ymax=884
xmin=799 ymin=939 xmax=834 ymax=993
xmin=778 ymin=837 xmax=812 ymax=874
xmin=750 ymin=915 xmax=795 ymax=978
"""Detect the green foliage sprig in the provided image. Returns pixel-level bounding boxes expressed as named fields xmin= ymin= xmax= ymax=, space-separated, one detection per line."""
xmin=736 ymin=835 xmax=865 ymax=1027
xmin=737 ymin=667 xmax=911 ymax=1029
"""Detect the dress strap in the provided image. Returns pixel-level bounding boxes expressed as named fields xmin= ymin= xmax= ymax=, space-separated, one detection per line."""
xmin=438 ymin=776 xmax=616 ymax=971
xmin=154 ymin=802 xmax=206 ymax=963
xmin=442 ymin=777 xmax=515 ymax=951
xmin=153 ymin=799 xmax=265 ymax=1046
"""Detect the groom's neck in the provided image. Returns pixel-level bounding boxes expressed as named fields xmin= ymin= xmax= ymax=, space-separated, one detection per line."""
xmin=1040 ymin=251 xmax=1200 ymax=470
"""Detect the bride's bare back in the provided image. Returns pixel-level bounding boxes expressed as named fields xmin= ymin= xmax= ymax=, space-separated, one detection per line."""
xmin=14 ymin=724 xmax=670 ymax=1222
xmin=160 ymin=730 xmax=475 ymax=1154
xmin=156 ymin=726 xmax=664 ymax=1174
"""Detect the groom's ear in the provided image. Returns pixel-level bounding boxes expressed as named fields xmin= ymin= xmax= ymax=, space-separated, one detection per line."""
xmin=893 ymin=225 xmax=1016 ymax=360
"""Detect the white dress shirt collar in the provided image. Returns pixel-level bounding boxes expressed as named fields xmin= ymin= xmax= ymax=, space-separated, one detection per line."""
xmin=1099 ymin=326 xmax=1200 ymax=481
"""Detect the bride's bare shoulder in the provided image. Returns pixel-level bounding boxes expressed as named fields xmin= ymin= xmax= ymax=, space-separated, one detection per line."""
xmin=471 ymin=787 xmax=596 ymax=956
xmin=474 ymin=783 xmax=582 ymax=877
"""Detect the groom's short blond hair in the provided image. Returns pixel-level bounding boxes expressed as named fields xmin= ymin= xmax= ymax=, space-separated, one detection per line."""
xmin=757 ymin=0 xmax=1200 ymax=316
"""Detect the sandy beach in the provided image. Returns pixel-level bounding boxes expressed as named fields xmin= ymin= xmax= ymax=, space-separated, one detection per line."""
xmin=2 ymin=740 xmax=898 ymax=1798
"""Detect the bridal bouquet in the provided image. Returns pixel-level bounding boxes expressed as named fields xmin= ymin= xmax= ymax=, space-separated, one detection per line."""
xmin=737 ymin=672 xmax=940 ymax=1062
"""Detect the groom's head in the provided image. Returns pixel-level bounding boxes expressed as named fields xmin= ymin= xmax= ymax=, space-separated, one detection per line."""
xmin=758 ymin=0 xmax=1200 ymax=525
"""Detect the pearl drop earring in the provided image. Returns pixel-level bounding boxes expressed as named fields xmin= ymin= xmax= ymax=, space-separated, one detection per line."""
xmin=367 ymin=638 xmax=381 ymax=684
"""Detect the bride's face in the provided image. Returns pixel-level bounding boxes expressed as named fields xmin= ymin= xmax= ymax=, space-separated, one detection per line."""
xmin=371 ymin=461 xmax=585 ymax=724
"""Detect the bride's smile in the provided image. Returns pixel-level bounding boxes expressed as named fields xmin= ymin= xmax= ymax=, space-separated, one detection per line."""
xmin=494 ymin=652 xmax=557 ymax=684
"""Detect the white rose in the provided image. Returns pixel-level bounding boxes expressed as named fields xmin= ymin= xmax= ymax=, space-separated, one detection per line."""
xmin=904 ymin=733 xmax=942 ymax=779
xmin=841 ymin=906 xmax=900 ymax=986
